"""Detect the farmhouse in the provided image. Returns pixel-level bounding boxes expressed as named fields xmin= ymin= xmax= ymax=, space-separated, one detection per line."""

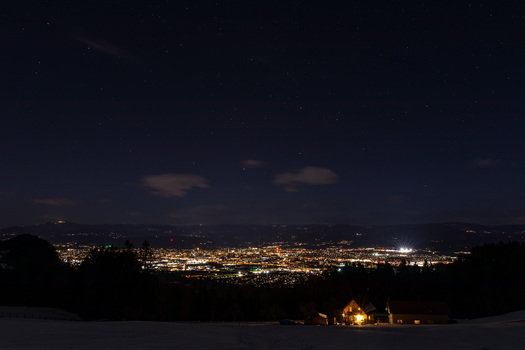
xmin=305 ymin=312 xmax=328 ymax=325
xmin=386 ymin=300 xmax=450 ymax=324
xmin=340 ymin=300 xmax=376 ymax=325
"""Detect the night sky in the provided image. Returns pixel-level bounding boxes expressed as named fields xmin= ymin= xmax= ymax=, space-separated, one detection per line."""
xmin=2 ymin=1 xmax=525 ymax=227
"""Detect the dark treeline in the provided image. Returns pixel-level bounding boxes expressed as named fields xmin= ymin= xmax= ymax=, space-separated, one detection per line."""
xmin=1 ymin=235 xmax=524 ymax=321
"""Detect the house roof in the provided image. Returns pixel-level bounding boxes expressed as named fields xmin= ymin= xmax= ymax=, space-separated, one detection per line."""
xmin=387 ymin=301 xmax=450 ymax=315
xmin=343 ymin=300 xmax=376 ymax=315
xmin=363 ymin=303 xmax=376 ymax=314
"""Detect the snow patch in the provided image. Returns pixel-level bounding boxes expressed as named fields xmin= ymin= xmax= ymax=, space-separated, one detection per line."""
xmin=0 ymin=317 xmax=524 ymax=349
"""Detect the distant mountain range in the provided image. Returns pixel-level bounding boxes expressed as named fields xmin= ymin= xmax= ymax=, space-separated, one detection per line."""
xmin=1 ymin=221 xmax=524 ymax=252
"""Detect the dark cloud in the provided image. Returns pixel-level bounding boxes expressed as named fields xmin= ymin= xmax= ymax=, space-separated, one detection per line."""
xmin=242 ymin=159 xmax=266 ymax=168
xmin=471 ymin=158 xmax=504 ymax=168
xmin=169 ymin=202 xmax=349 ymax=225
xmin=170 ymin=205 xmax=245 ymax=225
xmin=387 ymin=195 xmax=410 ymax=205
xmin=143 ymin=173 xmax=208 ymax=197
xmin=33 ymin=198 xmax=77 ymax=206
xmin=75 ymin=36 xmax=136 ymax=61
xmin=433 ymin=207 xmax=525 ymax=225
xmin=274 ymin=166 xmax=338 ymax=192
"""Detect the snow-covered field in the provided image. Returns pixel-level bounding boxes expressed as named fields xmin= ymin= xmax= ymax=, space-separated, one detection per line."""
xmin=1 ymin=309 xmax=525 ymax=349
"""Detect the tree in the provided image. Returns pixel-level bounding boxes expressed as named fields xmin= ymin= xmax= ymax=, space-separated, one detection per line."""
xmin=124 ymin=239 xmax=134 ymax=251
xmin=0 ymin=234 xmax=63 ymax=274
xmin=80 ymin=246 xmax=142 ymax=283
xmin=76 ymin=246 xmax=148 ymax=320
xmin=140 ymin=240 xmax=152 ymax=269
xmin=0 ymin=234 xmax=70 ymax=309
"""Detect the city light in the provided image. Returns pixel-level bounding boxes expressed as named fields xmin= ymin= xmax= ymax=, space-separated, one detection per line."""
xmin=55 ymin=243 xmax=456 ymax=287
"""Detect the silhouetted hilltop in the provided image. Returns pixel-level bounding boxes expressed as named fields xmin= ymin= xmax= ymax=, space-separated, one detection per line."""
xmin=1 ymin=221 xmax=524 ymax=251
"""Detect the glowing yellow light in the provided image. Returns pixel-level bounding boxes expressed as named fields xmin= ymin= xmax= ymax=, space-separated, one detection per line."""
xmin=356 ymin=314 xmax=364 ymax=323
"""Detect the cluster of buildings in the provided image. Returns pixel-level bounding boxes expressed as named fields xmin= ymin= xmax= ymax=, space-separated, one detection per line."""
xmin=304 ymin=299 xmax=450 ymax=326
xmin=56 ymin=244 xmax=457 ymax=287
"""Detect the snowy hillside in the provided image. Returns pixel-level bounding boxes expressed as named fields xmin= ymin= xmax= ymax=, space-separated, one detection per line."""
xmin=0 ymin=310 xmax=524 ymax=349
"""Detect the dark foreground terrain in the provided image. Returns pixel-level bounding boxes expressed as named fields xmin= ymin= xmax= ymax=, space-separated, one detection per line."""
xmin=1 ymin=309 xmax=525 ymax=350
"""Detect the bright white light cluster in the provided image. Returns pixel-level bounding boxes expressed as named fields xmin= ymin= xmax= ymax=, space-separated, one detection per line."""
xmin=399 ymin=247 xmax=413 ymax=253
